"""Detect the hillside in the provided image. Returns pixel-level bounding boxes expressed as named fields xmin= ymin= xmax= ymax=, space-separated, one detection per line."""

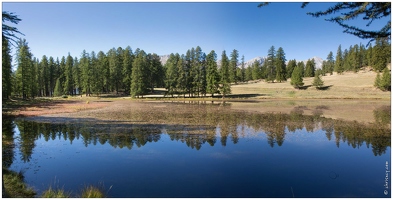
xmin=231 ymin=69 xmax=390 ymax=100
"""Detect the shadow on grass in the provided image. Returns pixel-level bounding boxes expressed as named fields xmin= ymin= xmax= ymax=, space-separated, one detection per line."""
xmin=215 ymin=94 xmax=267 ymax=99
xmin=316 ymin=85 xmax=333 ymax=90
xmin=297 ymin=85 xmax=312 ymax=90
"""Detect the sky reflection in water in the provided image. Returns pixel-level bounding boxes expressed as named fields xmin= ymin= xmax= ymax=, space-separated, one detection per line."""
xmin=5 ymin=108 xmax=391 ymax=198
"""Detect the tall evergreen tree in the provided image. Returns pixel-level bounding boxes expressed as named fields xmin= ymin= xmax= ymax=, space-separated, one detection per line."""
xmin=229 ymin=49 xmax=239 ymax=84
xmin=251 ymin=60 xmax=261 ymax=80
xmin=335 ymin=45 xmax=344 ymax=74
xmin=177 ymin=55 xmax=187 ymax=97
xmin=80 ymin=50 xmax=92 ymax=96
xmin=372 ymin=37 xmax=391 ymax=72
xmin=266 ymin=46 xmax=276 ymax=82
xmin=325 ymin=51 xmax=335 ymax=75
xmin=220 ymin=50 xmax=231 ymax=98
xmin=122 ymin=46 xmax=133 ymax=95
xmin=286 ymin=59 xmax=297 ymax=79
xmin=304 ymin=59 xmax=315 ymax=77
xmin=165 ymin=53 xmax=179 ymax=97
xmin=2 ymin=38 xmax=12 ymax=99
xmin=206 ymin=50 xmax=220 ymax=97
xmin=239 ymin=55 xmax=246 ymax=82
xmin=275 ymin=47 xmax=286 ymax=82
xmin=15 ymin=38 xmax=33 ymax=99
xmin=48 ymin=56 xmax=56 ymax=96
xmin=97 ymin=51 xmax=109 ymax=93
xmin=64 ymin=53 xmax=74 ymax=95
xmin=131 ymin=50 xmax=148 ymax=98
xmin=297 ymin=61 xmax=305 ymax=77
xmin=72 ymin=57 xmax=81 ymax=95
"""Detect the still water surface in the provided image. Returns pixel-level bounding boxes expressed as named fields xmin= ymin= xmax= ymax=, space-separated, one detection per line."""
xmin=4 ymin=103 xmax=391 ymax=198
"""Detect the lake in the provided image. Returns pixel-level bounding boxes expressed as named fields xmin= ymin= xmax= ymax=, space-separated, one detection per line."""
xmin=3 ymin=101 xmax=391 ymax=197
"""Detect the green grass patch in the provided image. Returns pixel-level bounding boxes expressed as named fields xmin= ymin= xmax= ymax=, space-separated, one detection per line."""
xmin=2 ymin=168 xmax=36 ymax=198
xmin=41 ymin=186 xmax=71 ymax=198
xmin=81 ymin=185 xmax=105 ymax=198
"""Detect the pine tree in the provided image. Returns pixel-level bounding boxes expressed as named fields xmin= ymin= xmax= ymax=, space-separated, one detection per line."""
xmin=122 ymin=46 xmax=133 ymax=95
xmin=64 ymin=53 xmax=74 ymax=95
xmin=326 ymin=51 xmax=335 ymax=75
xmin=54 ymin=78 xmax=63 ymax=96
xmin=97 ymin=51 xmax=109 ymax=93
xmin=380 ymin=67 xmax=391 ymax=91
xmin=165 ymin=53 xmax=179 ymax=97
xmin=266 ymin=46 xmax=276 ymax=82
xmin=372 ymin=38 xmax=391 ymax=72
xmin=177 ymin=55 xmax=187 ymax=97
xmin=374 ymin=72 xmax=381 ymax=88
xmin=131 ymin=50 xmax=148 ymax=98
xmin=72 ymin=57 xmax=81 ymax=95
xmin=275 ymin=47 xmax=286 ymax=82
xmin=2 ymin=38 xmax=12 ymax=100
xmin=297 ymin=61 xmax=305 ymax=77
xmin=206 ymin=50 xmax=220 ymax=97
xmin=312 ymin=74 xmax=324 ymax=89
xmin=286 ymin=59 xmax=297 ymax=79
xmin=220 ymin=50 xmax=231 ymax=98
xmin=290 ymin=66 xmax=304 ymax=89
xmin=304 ymin=59 xmax=315 ymax=77
xmin=80 ymin=50 xmax=92 ymax=96
xmin=240 ymin=55 xmax=245 ymax=82
xmin=251 ymin=60 xmax=261 ymax=80
xmin=15 ymin=38 xmax=33 ymax=99
xmin=48 ymin=56 xmax=56 ymax=96
xmin=229 ymin=49 xmax=239 ymax=84
xmin=335 ymin=45 xmax=344 ymax=74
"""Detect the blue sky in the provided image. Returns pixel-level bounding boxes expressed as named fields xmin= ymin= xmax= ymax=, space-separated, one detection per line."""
xmin=2 ymin=2 xmax=390 ymax=63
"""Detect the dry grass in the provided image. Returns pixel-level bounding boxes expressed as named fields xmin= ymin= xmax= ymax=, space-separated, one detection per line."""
xmin=231 ymin=70 xmax=390 ymax=99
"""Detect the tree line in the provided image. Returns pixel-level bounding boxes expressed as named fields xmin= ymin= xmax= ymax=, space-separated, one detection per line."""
xmin=2 ymin=10 xmax=391 ymax=100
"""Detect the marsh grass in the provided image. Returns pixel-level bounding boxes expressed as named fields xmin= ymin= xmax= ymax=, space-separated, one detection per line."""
xmin=80 ymin=185 xmax=105 ymax=198
xmin=2 ymin=168 xmax=36 ymax=198
xmin=41 ymin=186 xmax=71 ymax=198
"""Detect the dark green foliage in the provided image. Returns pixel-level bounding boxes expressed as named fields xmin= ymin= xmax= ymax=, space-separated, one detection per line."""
xmin=238 ymin=55 xmax=246 ymax=82
xmin=297 ymin=61 xmax=305 ymax=77
xmin=312 ymin=74 xmax=324 ymax=89
xmin=266 ymin=46 xmax=276 ymax=82
xmin=80 ymin=50 xmax=92 ymax=96
xmin=53 ymin=78 xmax=62 ymax=97
xmin=375 ymin=68 xmax=391 ymax=91
xmin=372 ymin=38 xmax=391 ymax=72
xmin=122 ymin=46 xmax=133 ymax=95
xmin=229 ymin=49 xmax=239 ymax=84
xmin=15 ymin=39 xmax=33 ymax=99
xmin=64 ymin=53 xmax=74 ymax=95
xmin=335 ymin=45 xmax=344 ymax=74
xmin=220 ymin=50 xmax=231 ymax=98
xmin=302 ymin=2 xmax=391 ymax=42
xmin=323 ymin=51 xmax=334 ymax=75
xmin=304 ymin=59 xmax=315 ymax=77
xmin=251 ymin=60 xmax=261 ymax=80
xmin=131 ymin=50 xmax=148 ymax=98
xmin=3 ymin=38 xmax=12 ymax=100
xmin=290 ymin=66 xmax=304 ymax=89
xmin=206 ymin=50 xmax=220 ymax=97
xmin=286 ymin=59 xmax=296 ymax=79
xmin=245 ymin=66 xmax=253 ymax=81
xmin=2 ymin=11 xmax=24 ymax=46
xmin=275 ymin=47 xmax=286 ymax=82
xmin=165 ymin=53 xmax=179 ymax=96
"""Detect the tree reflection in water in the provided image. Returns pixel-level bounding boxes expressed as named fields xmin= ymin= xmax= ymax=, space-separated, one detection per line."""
xmin=2 ymin=103 xmax=390 ymax=167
